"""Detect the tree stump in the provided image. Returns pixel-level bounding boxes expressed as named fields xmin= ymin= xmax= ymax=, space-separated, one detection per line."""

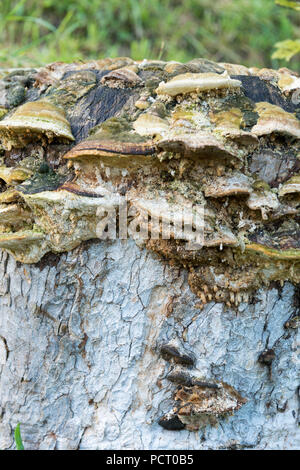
xmin=0 ymin=58 xmax=299 ymax=449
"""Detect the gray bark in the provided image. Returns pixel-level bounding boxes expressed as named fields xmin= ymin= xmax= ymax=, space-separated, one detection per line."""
xmin=0 ymin=240 xmax=299 ymax=450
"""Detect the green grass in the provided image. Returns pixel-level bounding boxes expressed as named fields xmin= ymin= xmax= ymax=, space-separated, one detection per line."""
xmin=14 ymin=423 xmax=24 ymax=450
xmin=0 ymin=0 xmax=299 ymax=70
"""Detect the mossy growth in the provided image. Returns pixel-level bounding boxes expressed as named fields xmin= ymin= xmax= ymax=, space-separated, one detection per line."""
xmin=17 ymin=163 xmax=67 ymax=195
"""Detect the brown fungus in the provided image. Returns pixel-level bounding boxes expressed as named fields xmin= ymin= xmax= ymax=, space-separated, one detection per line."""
xmin=101 ymin=67 xmax=142 ymax=89
xmin=159 ymin=340 xmax=195 ymax=366
xmin=258 ymin=349 xmax=275 ymax=366
xmin=159 ymin=381 xmax=246 ymax=432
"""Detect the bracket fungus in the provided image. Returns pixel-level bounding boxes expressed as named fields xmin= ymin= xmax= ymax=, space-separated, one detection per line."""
xmin=246 ymin=185 xmax=280 ymax=219
xmin=160 ymin=340 xmax=195 ymax=367
xmin=132 ymin=113 xmax=169 ymax=136
xmin=0 ymin=100 xmax=74 ymax=150
xmin=251 ymin=102 xmax=300 ymax=139
xmin=279 ymin=175 xmax=300 ymax=197
xmin=209 ymin=107 xmax=259 ymax=145
xmin=100 ymin=67 xmax=143 ymax=89
xmin=158 ymin=350 xmax=246 ymax=431
xmin=203 ymin=172 xmax=252 ymax=198
xmin=0 ymin=166 xmax=32 ymax=184
xmin=171 ymin=382 xmax=246 ymax=431
xmin=157 ymin=131 xmax=240 ymax=160
xmin=0 ymin=230 xmax=47 ymax=263
xmin=278 ymin=70 xmax=300 ymax=94
xmin=64 ymin=117 xmax=156 ymax=170
xmin=156 ymin=71 xmax=242 ymax=97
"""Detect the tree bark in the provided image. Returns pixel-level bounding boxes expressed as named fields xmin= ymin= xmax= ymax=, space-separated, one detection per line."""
xmin=0 ymin=58 xmax=299 ymax=449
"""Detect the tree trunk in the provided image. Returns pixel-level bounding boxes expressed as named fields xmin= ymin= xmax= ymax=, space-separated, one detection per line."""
xmin=0 ymin=58 xmax=299 ymax=450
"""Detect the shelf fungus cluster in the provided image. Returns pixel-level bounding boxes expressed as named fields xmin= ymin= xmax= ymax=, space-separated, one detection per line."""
xmin=158 ymin=340 xmax=246 ymax=431
xmin=0 ymin=57 xmax=299 ymax=308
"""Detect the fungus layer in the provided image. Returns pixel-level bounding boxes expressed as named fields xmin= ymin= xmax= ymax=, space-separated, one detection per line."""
xmin=0 ymin=57 xmax=299 ymax=310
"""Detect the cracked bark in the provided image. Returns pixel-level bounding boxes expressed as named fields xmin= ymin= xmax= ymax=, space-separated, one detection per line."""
xmin=0 ymin=241 xmax=299 ymax=449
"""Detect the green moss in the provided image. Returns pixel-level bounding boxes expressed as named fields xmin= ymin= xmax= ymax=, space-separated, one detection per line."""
xmin=99 ymin=117 xmax=131 ymax=134
xmin=46 ymin=71 xmax=97 ymax=108
xmin=246 ymin=242 xmax=300 ymax=260
xmin=0 ymin=108 xmax=8 ymax=119
xmin=212 ymin=94 xmax=259 ymax=129
xmin=88 ymin=117 xmax=148 ymax=144
xmin=5 ymin=85 xmax=25 ymax=108
xmin=17 ymin=166 xmax=66 ymax=195
xmin=252 ymin=179 xmax=272 ymax=191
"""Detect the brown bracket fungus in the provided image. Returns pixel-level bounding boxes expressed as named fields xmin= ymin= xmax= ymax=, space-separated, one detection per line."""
xmin=64 ymin=117 xmax=156 ymax=171
xmin=100 ymin=67 xmax=143 ymax=89
xmin=159 ymin=340 xmax=195 ymax=367
xmin=172 ymin=382 xmax=246 ymax=431
xmin=158 ymin=360 xmax=246 ymax=431
xmin=258 ymin=349 xmax=276 ymax=366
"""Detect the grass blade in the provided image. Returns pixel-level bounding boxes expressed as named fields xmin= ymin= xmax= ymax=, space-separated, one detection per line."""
xmin=14 ymin=423 xmax=24 ymax=450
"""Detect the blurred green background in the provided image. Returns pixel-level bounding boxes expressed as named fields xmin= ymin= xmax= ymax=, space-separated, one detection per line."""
xmin=1 ymin=0 xmax=299 ymax=69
